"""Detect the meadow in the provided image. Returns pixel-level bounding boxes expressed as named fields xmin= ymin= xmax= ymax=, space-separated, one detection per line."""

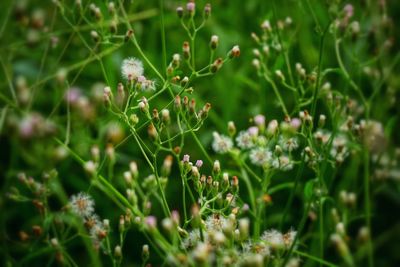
xmin=1 ymin=0 xmax=400 ymax=266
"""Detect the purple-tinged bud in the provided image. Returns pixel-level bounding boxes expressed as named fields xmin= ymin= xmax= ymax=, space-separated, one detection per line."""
xmin=145 ymin=216 xmax=157 ymax=231
xmin=186 ymin=1 xmax=195 ymax=17
xmin=195 ymin=160 xmax=203 ymax=168
xmin=203 ymin=3 xmax=211 ymax=19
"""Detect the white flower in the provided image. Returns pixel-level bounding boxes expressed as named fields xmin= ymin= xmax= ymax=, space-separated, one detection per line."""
xmin=204 ymin=215 xmax=227 ymax=231
xmin=272 ymin=155 xmax=293 ymax=171
xmin=70 ymin=192 xmax=95 ymax=218
xmin=249 ymin=147 xmax=272 ymax=167
xmin=182 ymin=229 xmax=201 ymax=249
xmin=137 ymin=75 xmax=156 ymax=91
xmin=261 ymin=229 xmax=284 ymax=249
xmin=280 ymin=137 xmax=299 ymax=152
xmin=212 ymin=132 xmax=233 ymax=154
xmin=121 ymin=57 xmax=144 ymax=81
xmin=236 ymin=131 xmax=255 ymax=149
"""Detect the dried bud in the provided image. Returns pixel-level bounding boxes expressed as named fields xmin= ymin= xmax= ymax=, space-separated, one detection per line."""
xmin=174 ymin=95 xmax=181 ymax=110
xmin=125 ymin=29 xmax=133 ymax=42
xmin=210 ymin=58 xmax=223 ymax=73
xmin=183 ymin=41 xmax=190 ymax=60
xmin=229 ymin=45 xmax=240 ymax=58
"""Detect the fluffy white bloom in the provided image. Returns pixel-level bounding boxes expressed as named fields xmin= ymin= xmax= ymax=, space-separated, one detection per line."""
xmin=280 ymin=137 xmax=299 ymax=152
xmin=272 ymin=155 xmax=294 ymax=171
xmin=212 ymin=132 xmax=233 ymax=154
xmin=70 ymin=192 xmax=95 ymax=218
xmin=236 ymin=131 xmax=255 ymax=149
xmin=261 ymin=229 xmax=284 ymax=249
xmin=182 ymin=229 xmax=201 ymax=249
xmin=121 ymin=57 xmax=144 ymax=81
xmin=249 ymin=147 xmax=272 ymax=166
xmin=205 ymin=215 xmax=227 ymax=231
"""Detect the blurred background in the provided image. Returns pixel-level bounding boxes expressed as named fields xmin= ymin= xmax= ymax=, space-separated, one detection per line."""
xmin=1 ymin=0 xmax=400 ymax=266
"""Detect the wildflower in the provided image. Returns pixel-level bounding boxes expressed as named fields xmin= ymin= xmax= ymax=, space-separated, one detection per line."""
xmin=236 ymin=131 xmax=255 ymax=149
xmin=176 ymin=6 xmax=184 ymax=18
xmin=137 ymin=75 xmax=156 ymax=91
xmin=145 ymin=216 xmax=157 ymax=231
xmin=210 ymin=35 xmax=219 ymax=50
xmin=195 ymin=160 xmax=203 ymax=168
xmin=70 ymin=192 xmax=95 ymax=218
xmin=212 ymin=132 xmax=233 ymax=154
xmin=114 ymin=245 xmax=122 ymax=258
xmin=204 ymin=3 xmax=211 ymax=19
xmin=254 ymin=114 xmax=266 ymax=128
xmin=121 ymin=57 xmax=144 ymax=81
xmin=248 ymin=126 xmax=259 ymax=136
xmin=267 ymin=119 xmax=279 ymax=135
xmin=272 ymin=155 xmax=293 ymax=171
xmin=262 ymin=229 xmax=284 ymax=249
xmin=249 ymin=147 xmax=272 ymax=167
xmin=186 ymin=1 xmax=196 ymax=17
xmin=280 ymin=137 xmax=299 ymax=152
xmin=89 ymin=218 xmax=107 ymax=241
xmin=229 ymin=45 xmax=240 ymax=58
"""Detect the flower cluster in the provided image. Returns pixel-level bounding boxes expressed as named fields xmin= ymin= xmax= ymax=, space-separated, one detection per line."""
xmin=69 ymin=192 xmax=108 ymax=246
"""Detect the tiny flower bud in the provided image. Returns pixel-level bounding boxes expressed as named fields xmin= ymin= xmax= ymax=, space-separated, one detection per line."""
xmin=203 ymin=3 xmax=211 ymax=19
xmin=181 ymin=76 xmax=189 ymax=87
xmin=124 ymin=29 xmax=133 ymax=42
xmin=161 ymin=109 xmax=170 ymax=124
xmin=142 ymin=244 xmax=150 ymax=260
xmin=186 ymin=1 xmax=195 ymax=17
xmin=130 ymin=114 xmax=139 ymax=126
xmin=318 ymin=114 xmax=326 ymax=128
xmin=183 ymin=41 xmax=190 ymax=60
xmin=275 ymin=70 xmax=285 ymax=82
xmin=228 ymin=121 xmax=236 ymax=136
xmin=174 ymin=95 xmax=181 ymax=110
xmin=195 ymin=160 xmax=203 ymax=168
xmin=210 ymin=35 xmax=219 ymax=50
xmin=213 ymin=160 xmax=221 ymax=174
xmin=229 ymin=45 xmax=240 ymax=58
xmin=114 ymin=245 xmax=122 ymax=258
xmin=210 ymin=58 xmax=223 ymax=73
xmin=90 ymin=30 xmax=100 ymax=42
xmin=176 ymin=6 xmax=184 ymax=18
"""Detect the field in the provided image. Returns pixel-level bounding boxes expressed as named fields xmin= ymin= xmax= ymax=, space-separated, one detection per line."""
xmin=1 ymin=0 xmax=400 ymax=266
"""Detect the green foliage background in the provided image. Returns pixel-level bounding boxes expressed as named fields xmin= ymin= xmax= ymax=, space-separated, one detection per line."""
xmin=1 ymin=0 xmax=400 ymax=266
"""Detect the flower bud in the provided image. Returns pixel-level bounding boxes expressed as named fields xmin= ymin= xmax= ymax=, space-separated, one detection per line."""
xmin=210 ymin=58 xmax=223 ymax=73
xmin=229 ymin=45 xmax=240 ymax=58
xmin=228 ymin=121 xmax=236 ymax=136
xmin=186 ymin=1 xmax=195 ymax=17
xmin=210 ymin=35 xmax=219 ymax=50
xmin=203 ymin=3 xmax=211 ymax=19
xmin=176 ymin=6 xmax=184 ymax=18
xmin=183 ymin=41 xmax=190 ymax=60
xmin=114 ymin=245 xmax=122 ymax=258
